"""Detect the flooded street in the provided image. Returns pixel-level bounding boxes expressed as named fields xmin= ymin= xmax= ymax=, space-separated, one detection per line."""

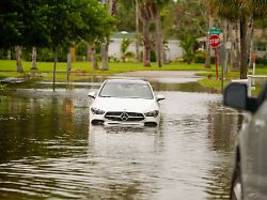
xmin=0 ymin=77 xmax=241 ymax=200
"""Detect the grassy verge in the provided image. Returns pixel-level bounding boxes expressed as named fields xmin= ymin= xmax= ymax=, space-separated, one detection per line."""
xmin=0 ymin=60 xmax=206 ymax=73
xmin=0 ymin=59 xmax=209 ymax=81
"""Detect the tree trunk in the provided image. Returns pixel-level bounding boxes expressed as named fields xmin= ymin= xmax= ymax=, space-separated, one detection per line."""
xmin=232 ymin=21 xmax=241 ymax=71
xmin=143 ymin=18 xmax=151 ymax=67
xmin=155 ymin=8 xmax=162 ymax=68
xmin=108 ymin=0 xmax=117 ymax=16
xmin=240 ymin=17 xmax=248 ymax=79
xmin=88 ymin=44 xmax=98 ymax=70
xmin=222 ymin=20 xmax=230 ymax=73
xmin=31 ymin=47 xmax=37 ymax=70
xmin=67 ymin=48 xmax=72 ymax=72
xmin=229 ymin=23 xmax=235 ymax=71
xmin=15 ymin=46 xmax=24 ymax=73
xmin=248 ymin=16 xmax=254 ymax=68
xmin=99 ymin=0 xmax=117 ymax=70
xmin=135 ymin=0 xmax=141 ymax=62
xmin=205 ymin=14 xmax=213 ymax=68
xmin=7 ymin=50 xmax=11 ymax=60
xmin=53 ymin=50 xmax=58 ymax=91
xmin=66 ymin=48 xmax=72 ymax=82
xmin=100 ymin=38 xmax=109 ymax=70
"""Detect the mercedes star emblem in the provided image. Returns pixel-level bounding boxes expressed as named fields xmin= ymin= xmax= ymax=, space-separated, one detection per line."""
xmin=120 ymin=112 xmax=129 ymax=121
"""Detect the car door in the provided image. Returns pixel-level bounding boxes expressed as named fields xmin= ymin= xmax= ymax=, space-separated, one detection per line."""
xmin=242 ymin=100 xmax=267 ymax=200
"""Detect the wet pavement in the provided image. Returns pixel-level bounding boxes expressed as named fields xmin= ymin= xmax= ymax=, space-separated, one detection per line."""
xmin=0 ymin=75 xmax=242 ymax=200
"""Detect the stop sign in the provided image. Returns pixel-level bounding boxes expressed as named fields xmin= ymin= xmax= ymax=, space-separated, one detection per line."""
xmin=209 ymin=34 xmax=220 ymax=48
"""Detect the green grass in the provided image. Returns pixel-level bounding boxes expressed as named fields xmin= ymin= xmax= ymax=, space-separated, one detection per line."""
xmin=0 ymin=59 xmax=209 ymax=81
xmin=0 ymin=60 xmax=207 ymax=73
xmin=198 ymin=78 xmax=230 ymax=91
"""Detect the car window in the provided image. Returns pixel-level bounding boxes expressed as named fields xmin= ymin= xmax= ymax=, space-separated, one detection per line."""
xmin=99 ymin=82 xmax=154 ymax=99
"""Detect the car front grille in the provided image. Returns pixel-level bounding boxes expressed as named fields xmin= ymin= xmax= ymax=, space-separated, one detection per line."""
xmin=105 ymin=112 xmax=145 ymax=122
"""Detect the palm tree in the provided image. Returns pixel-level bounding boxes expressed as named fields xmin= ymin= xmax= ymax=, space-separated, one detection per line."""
xmin=203 ymin=0 xmax=217 ymax=68
xmin=216 ymin=0 xmax=267 ymax=79
xmin=120 ymin=38 xmax=132 ymax=62
xmin=139 ymin=1 xmax=153 ymax=66
xmin=100 ymin=0 xmax=118 ymax=70
xmin=135 ymin=0 xmax=141 ymax=62
xmin=139 ymin=0 xmax=169 ymax=67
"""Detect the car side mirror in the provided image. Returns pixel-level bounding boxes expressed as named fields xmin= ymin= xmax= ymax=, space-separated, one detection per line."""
xmin=224 ymin=83 xmax=258 ymax=113
xmin=157 ymin=94 xmax=165 ymax=102
xmin=88 ymin=91 xmax=96 ymax=99
xmin=224 ymin=83 xmax=248 ymax=110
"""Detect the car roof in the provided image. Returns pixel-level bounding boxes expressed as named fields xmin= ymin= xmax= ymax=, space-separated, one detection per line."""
xmin=105 ymin=78 xmax=149 ymax=84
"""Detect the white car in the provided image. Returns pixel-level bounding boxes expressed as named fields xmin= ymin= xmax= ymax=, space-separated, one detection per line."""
xmin=88 ymin=78 xmax=165 ymax=127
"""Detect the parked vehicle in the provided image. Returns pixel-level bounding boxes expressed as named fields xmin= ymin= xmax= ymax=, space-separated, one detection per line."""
xmin=88 ymin=78 xmax=165 ymax=127
xmin=224 ymin=82 xmax=267 ymax=200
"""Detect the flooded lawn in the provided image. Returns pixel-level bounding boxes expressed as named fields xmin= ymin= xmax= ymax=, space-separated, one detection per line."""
xmin=0 ymin=79 xmax=241 ymax=200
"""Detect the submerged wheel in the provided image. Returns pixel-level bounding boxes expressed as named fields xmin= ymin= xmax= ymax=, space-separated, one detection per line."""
xmin=230 ymin=163 xmax=242 ymax=200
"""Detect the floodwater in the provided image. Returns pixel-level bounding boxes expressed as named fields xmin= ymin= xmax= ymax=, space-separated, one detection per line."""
xmin=0 ymin=78 xmax=242 ymax=200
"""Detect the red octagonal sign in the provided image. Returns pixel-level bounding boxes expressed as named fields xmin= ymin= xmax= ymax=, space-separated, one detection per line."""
xmin=209 ymin=34 xmax=220 ymax=48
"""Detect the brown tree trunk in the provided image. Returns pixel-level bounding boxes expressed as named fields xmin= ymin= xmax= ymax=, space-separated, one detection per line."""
xmin=222 ymin=20 xmax=230 ymax=73
xmin=205 ymin=14 xmax=213 ymax=68
xmin=100 ymin=38 xmax=109 ymax=70
xmin=135 ymin=0 xmax=141 ymax=62
xmin=248 ymin=16 xmax=254 ymax=68
xmin=143 ymin=18 xmax=151 ymax=67
xmin=31 ymin=47 xmax=37 ymax=70
xmin=15 ymin=46 xmax=24 ymax=73
xmin=232 ymin=21 xmax=241 ymax=71
xmin=155 ymin=8 xmax=162 ymax=68
xmin=66 ymin=48 xmax=72 ymax=82
xmin=7 ymin=50 xmax=11 ymax=60
xmin=88 ymin=44 xmax=98 ymax=70
xmin=99 ymin=0 xmax=117 ymax=70
xmin=240 ymin=17 xmax=248 ymax=79
xmin=53 ymin=50 xmax=58 ymax=91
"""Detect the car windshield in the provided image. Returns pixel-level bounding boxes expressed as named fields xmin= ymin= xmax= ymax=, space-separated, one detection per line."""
xmin=99 ymin=81 xmax=154 ymax=99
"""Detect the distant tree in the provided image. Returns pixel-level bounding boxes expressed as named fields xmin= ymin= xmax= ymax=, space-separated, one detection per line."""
xmin=0 ymin=1 xmax=23 ymax=48
xmin=0 ymin=1 xmax=50 ymax=72
xmin=45 ymin=0 xmax=114 ymax=84
xmin=0 ymin=0 xmax=113 ymax=74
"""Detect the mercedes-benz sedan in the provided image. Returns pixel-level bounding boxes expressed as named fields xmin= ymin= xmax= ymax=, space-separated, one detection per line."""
xmin=88 ymin=79 xmax=165 ymax=127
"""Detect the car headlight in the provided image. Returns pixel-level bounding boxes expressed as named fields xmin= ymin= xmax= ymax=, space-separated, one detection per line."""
xmin=145 ymin=110 xmax=159 ymax=117
xmin=91 ymin=107 xmax=105 ymax=115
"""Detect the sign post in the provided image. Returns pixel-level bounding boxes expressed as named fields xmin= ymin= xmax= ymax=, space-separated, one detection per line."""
xmin=209 ymin=34 xmax=220 ymax=80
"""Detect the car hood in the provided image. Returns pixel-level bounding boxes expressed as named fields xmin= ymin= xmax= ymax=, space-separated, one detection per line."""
xmin=92 ymin=97 xmax=158 ymax=113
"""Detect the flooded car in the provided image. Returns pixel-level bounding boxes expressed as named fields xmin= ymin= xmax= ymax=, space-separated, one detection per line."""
xmin=88 ymin=78 xmax=165 ymax=127
xmin=224 ymin=82 xmax=267 ymax=200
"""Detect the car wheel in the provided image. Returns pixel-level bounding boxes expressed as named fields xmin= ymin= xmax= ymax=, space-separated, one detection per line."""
xmin=230 ymin=162 xmax=242 ymax=200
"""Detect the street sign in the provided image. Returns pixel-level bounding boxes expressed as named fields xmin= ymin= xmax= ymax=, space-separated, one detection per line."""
xmin=209 ymin=34 xmax=220 ymax=48
xmin=208 ymin=27 xmax=222 ymax=35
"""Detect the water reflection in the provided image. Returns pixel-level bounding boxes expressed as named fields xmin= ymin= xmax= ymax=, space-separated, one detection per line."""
xmin=0 ymin=83 xmax=241 ymax=199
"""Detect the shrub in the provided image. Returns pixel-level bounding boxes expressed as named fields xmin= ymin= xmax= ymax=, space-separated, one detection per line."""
xmin=150 ymin=50 xmax=156 ymax=62
xmin=194 ymin=50 xmax=206 ymax=63
xmin=256 ymin=57 xmax=267 ymax=65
